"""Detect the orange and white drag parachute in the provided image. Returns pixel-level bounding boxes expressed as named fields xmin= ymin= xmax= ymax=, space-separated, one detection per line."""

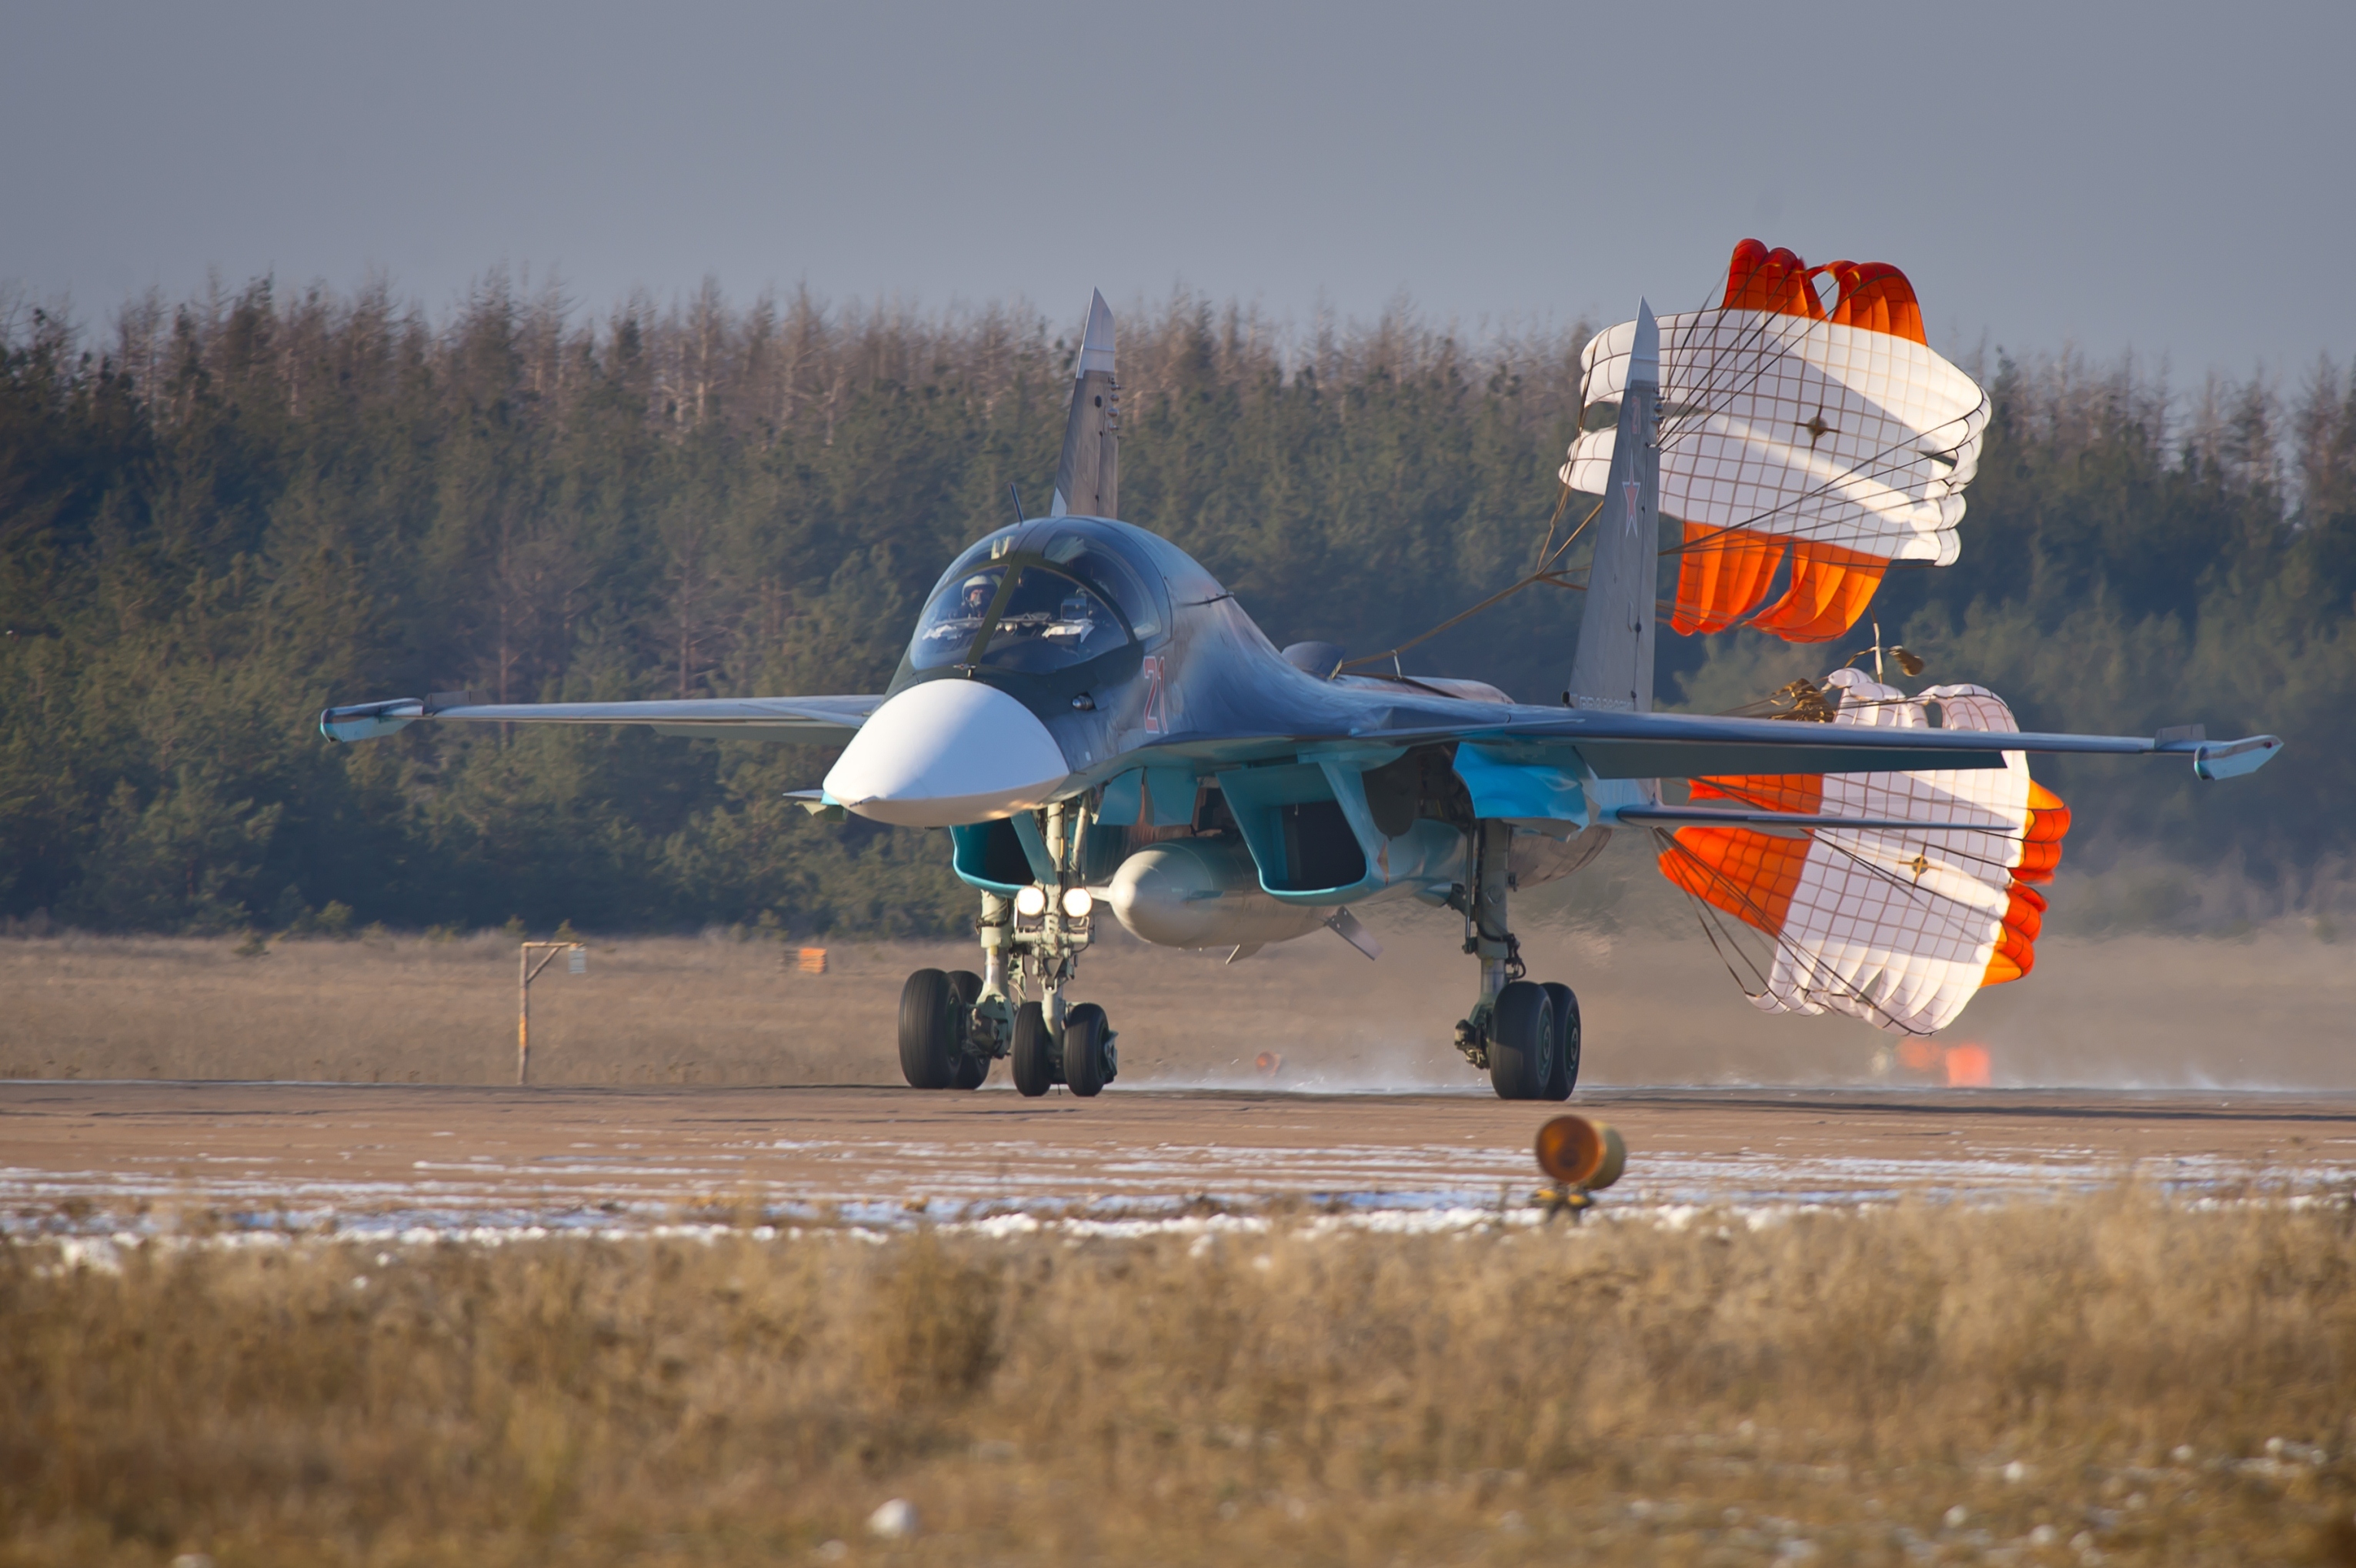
xmin=1563 ymin=240 xmax=1991 ymax=642
xmin=1657 ymin=669 xmax=2070 ymax=1036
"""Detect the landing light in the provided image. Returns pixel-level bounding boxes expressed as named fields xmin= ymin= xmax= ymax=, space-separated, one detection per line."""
xmin=1061 ymin=886 xmax=1094 ymax=919
xmin=1014 ymin=886 xmax=1048 ymax=917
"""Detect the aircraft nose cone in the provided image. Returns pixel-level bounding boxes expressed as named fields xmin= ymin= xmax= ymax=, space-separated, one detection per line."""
xmin=824 ymin=679 xmax=1072 ymax=827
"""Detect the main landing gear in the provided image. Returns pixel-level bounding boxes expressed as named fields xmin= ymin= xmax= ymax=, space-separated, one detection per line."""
xmin=897 ymin=799 xmax=1118 ymax=1096
xmin=1450 ymin=820 xmax=1583 ymax=1102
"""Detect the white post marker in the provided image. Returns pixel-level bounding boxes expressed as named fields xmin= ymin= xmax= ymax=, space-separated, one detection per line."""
xmin=516 ymin=941 xmax=587 ymax=1085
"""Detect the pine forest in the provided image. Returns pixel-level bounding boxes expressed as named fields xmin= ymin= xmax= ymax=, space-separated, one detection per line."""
xmin=3 ymin=277 xmax=2351 ymax=937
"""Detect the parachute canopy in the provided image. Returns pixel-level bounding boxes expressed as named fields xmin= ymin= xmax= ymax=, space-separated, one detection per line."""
xmin=1563 ymin=240 xmax=1991 ymax=642
xmin=1655 ymin=669 xmax=2070 ymax=1036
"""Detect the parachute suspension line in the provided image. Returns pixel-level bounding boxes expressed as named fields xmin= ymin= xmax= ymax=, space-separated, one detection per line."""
xmin=1642 ymin=245 xmax=1792 ymax=457
xmin=1641 ymin=272 xmax=1986 ymax=474
xmin=1804 ymin=829 xmax=1989 ymax=913
xmin=1649 ymin=245 xmax=1934 ymax=467
xmin=1653 ymin=405 xmax=1984 ymax=564
xmin=1697 ymin=409 xmax=1985 ymax=552
xmin=1650 ymin=300 xmax=1794 ymax=461
xmin=1566 ymin=242 xmax=1994 ymax=646
xmin=1651 ymin=827 xmax=1776 ymax=1003
xmin=1533 ymin=492 xmax=1606 ymax=582
xmin=1615 ymin=261 xmax=1987 ymax=563
xmin=1652 ymin=825 xmax=1934 ymax=1036
xmin=1332 ymin=492 xmax=1607 ymax=677
xmin=1341 ymin=308 xmax=1687 ymax=682
xmin=1687 ymin=772 xmax=2034 ymax=882
xmin=1534 ymin=489 xmax=1606 ymax=577
xmin=1818 ymin=824 xmax=2031 ymax=885
xmin=1644 ymin=245 xmax=1825 ymax=462
xmin=1530 ymin=464 xmax=1581 ymax=571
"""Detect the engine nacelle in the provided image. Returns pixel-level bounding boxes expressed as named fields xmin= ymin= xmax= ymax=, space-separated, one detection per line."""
xmin=1106 ymin=839 xmax=1330 ymax=951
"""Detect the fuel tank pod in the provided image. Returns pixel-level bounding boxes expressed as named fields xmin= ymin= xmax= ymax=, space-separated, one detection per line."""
xmin=1106 ymin=839 xmax=1330 ymax=951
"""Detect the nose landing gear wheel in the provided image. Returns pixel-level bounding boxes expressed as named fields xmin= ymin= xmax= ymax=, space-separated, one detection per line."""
xmin=1540 ymin=983 xmax=1580 ymax=1101
xmin=897 ymin=969 xmax=960 ymax=1089
xmin=1063 ymin=1002 xmax=1111 ymax=1097
xmin=947 ymin=969 xmax=987 ymax=1089
xmin=1487 ymin=979 xmax=1556 ymax=1101
xmin=1010 ymin=1000 xmax=1056 ymax=1097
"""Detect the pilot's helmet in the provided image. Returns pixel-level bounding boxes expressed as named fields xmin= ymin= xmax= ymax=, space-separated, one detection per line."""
xmin=958 ymin=575 xmax=993 ymax=616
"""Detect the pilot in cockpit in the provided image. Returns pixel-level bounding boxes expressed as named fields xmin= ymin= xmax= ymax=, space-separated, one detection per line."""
xmin=958 ymin=576 xmax=994 ymax=619
xmin=1047 ymin=590 xmax=1096 ymax=640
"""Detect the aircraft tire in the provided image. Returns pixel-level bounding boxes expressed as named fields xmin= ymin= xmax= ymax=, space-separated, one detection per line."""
xmin=1487 ymin=980 xmax=1555 ymax=1101
xmin=946 ymin=971 xmax=987 ymax=1089
xmin=1063 ymin=1003 xmax=1109 ymax=1098
xmin=898 ymin=969 xmax=959 ymax=1089
xmin=1539 ymin=983 xmax=1580 ymax=1101
xmin=1011 ymin=1001 xmax=1056 ymax=1097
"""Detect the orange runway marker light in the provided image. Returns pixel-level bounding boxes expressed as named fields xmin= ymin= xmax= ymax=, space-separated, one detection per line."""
xmin=795 ymin=947 xmax=828 ymax=976
xmin=1534 ymin=1114 xmax=1627 ymax=1222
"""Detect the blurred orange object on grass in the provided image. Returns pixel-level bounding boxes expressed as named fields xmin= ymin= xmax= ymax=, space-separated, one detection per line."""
xmin=1943 ymin=1045 xmax=1991 ymax=1087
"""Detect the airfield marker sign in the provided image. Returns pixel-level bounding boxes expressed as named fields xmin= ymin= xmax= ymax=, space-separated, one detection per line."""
xmin=516 ymin=941 xmax=586 ymax=1085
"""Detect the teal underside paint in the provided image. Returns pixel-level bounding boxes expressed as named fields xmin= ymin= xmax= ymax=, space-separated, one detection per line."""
xmin=1453 ymin=744 xmax=1591 ymax=825
xmin=1214 ymin=765 xmax=1342 ymax=900
xmin=947 ymin=815 xmax=1060 ymax=894
xmin=949 ymin=823 xmax=1026 ymax=896
xmin=1009 ymin=813 xmax=1058 ymax=883
xmin=1216 ymin=760 xmax=1463 ymax=907
xmin=1143 ymin=766 xmax=1196 ymax=826
xmin=1097 ymin=769 xmax=1143 ymax=826
xmin=1586 ymin=775 xmax=1660 ymax=822
xmin=1094 ymin=766 xmax=1200 ymax=829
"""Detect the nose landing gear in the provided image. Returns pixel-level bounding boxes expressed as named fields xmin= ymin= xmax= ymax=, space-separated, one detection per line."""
xmin=896 ymin=799 xmax=1118 ymax=1096
xmin=1009 ymin=999 xmax=1055 ymax=1096
xmin=897 ymin=967 xmax=986 ymax=1089
xmin=1061 ymin=1002 xmax=1112 ymax=1097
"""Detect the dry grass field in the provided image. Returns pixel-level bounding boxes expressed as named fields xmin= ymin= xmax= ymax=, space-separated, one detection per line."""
xmin=2 ymin=910 xmax=2351 ymax=1089
xmin=8 ymin=913 xmax=2353 ymax=1565
xmin=5 ymin=1189 xmax=2354 ymax=1566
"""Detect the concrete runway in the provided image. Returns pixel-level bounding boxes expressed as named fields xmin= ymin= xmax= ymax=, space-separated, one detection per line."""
xmin=6 ymin=1081 xmax=2352 ymax=1236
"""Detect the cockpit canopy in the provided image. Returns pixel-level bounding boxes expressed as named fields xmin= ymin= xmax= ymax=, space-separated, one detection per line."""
xmin=909 ymin=520 xmax=1167 ymax=675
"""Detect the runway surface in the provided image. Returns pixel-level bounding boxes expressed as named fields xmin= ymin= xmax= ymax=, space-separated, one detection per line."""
xmin=6 ymin=1080 xmax=2353 ymax=1238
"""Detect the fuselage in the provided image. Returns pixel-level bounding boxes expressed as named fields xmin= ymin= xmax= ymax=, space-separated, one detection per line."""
xmin=819 ymin=515 xmax=1592 ymax=951
xmin=826 ymin=515 xmax=1516 ymax=827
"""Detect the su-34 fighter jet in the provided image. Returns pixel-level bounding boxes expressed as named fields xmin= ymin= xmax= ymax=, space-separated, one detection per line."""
xmin=324 ymin=246 xmax=2282 ymax=1100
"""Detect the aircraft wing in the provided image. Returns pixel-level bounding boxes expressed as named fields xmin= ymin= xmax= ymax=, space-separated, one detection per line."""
xmin=319 ymin=694 xmax=883 ymax=744
xmin=1147 ymin=705 xmax=2282 ymax=782
xmin=1457 ymin=709 xmax=2283 ymax=782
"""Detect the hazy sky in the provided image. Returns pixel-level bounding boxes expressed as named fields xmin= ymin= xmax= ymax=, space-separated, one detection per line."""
xmin=5 ymin=1 xmax=2349 ymax=381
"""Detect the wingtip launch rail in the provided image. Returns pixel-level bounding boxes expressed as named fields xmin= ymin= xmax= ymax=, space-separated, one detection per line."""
xmin=320 ymin=694 xmax=881 ymax=744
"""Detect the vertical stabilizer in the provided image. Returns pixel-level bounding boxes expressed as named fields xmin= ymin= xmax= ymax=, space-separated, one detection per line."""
xmin=1050 ymin=290 xmax=1119 ymax=519
xmin=1565 ymin=299 xmax=1660 ymax=712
